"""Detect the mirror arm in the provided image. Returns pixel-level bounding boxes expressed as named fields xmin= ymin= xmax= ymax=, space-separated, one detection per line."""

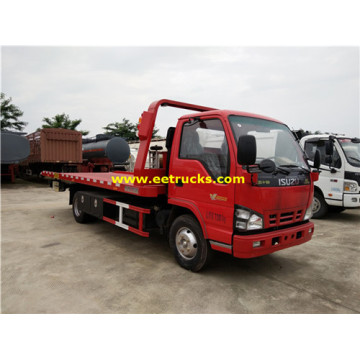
xmin=251 ymin=173 xmax=258 ymax=186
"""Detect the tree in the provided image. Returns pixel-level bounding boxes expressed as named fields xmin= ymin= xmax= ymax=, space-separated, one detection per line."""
xmin=41 ymin=113 xmax=89 ymax=136
xmin=152 ymin=126 xmax=160 ymax=139
xmin=103 ymin=118 xmax=160 ymax=140
xmin=1 ymin=92 xmax=27 ymax=131
xmin=103 ymin=118 xmax=137 ymax=140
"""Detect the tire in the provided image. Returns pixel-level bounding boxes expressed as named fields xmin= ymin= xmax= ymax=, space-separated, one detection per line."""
xmin=312 ymin=191 xmax=328 ymax=219
xmin=329 ymin=206 xmax=345 ymax=213
xmin=169 ymin=214 xmax=212 ymax=272
xmin=72 ymin=192 xmax=94 ymax=223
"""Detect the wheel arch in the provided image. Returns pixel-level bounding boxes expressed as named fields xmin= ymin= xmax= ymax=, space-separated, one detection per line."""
xmin=69 ymin=184 xmax=95 ymax=205
xmin=314 ymin=185 xmax=324 ymax=197
xmin=167 ymin=203 xmax=208 ymax=239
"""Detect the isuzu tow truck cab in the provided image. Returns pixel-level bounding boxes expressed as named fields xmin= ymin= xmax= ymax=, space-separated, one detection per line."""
xmin=43 ymin=99 xmax=320 ymax=271
xmin=299 ymin=134 xmax=360 ymax=218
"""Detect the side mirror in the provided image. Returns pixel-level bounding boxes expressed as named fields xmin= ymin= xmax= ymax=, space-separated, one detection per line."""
xmin=325 ymin=141 xmax=333 ymax=156
xmin=237 ymin=135 xmax=256 ymax=165
xmin=314 ymin=149 xmax=321 ymax=169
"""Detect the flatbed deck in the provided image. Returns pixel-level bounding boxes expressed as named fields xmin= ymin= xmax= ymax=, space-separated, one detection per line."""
xmin=41 ymin=170 xmax=167 ymax=197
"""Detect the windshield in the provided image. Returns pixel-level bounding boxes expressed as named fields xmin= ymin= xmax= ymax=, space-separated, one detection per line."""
xmin=229 ymin=115 xmax=309 ymax=170
xmin=338 ymin=138 xmax=360 ymax=167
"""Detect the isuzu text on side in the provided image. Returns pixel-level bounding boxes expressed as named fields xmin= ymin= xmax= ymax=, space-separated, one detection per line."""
xmin=42 ymin=99 xmax=320 ymax=271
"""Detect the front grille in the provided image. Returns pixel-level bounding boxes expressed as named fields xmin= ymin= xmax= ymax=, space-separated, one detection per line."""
xmin=267 ymin=209 xmax=304 ymax=227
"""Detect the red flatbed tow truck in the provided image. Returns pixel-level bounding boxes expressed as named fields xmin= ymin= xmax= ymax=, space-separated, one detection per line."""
xmin=42 ymin=99 xmax=319 ymax=271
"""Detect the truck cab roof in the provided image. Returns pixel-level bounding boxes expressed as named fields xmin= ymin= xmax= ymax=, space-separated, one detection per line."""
xmin=178 ymin=109 xmax=283 ymax=124
xmin=300 ymin=134 xmax=352 ymax=143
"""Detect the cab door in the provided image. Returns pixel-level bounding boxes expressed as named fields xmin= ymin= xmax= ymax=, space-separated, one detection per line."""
xmin=168 ymin=117 xmax=235 ymax=245
xmin=304 ymin=139 xmax=344 ymax=203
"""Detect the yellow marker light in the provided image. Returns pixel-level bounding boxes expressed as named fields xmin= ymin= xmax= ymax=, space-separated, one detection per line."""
xmin=344 ymin=181 xmax=358 ymax=193
xmin=138 ymin=117 xmax=142 ymax=123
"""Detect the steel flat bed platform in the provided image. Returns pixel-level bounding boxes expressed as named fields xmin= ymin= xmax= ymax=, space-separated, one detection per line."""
xmin=41 ymin=170 xmax=167 ymax=197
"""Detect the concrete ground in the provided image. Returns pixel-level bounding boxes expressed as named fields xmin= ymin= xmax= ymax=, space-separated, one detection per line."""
xmin=1 ymin=179 xmax=359 ymax=313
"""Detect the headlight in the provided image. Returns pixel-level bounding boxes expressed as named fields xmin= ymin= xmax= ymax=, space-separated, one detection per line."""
xmin=234 ymin=206 xmax=263 ymax=231
xmin=248 ymin=214 xmax=263 ymax=230
xmin=235 ymin=209 xmax=251 ymax=220
xmin=344 ymin=181 xmax=358 ymax=193
xmin=303 ymin=205 xmax=313 ymax=221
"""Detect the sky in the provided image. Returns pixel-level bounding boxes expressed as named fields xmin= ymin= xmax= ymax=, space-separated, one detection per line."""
xmin=1 ymin=46 xmax=359 ymax=138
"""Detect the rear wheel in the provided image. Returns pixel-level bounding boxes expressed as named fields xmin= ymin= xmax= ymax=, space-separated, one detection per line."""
xmin=169 ymin=214 xmax=212 ymax=272
xmin=72 ymin=192 xmax=94 ymax=223
xmin=312 ymin=191 xmax=328 ymax=219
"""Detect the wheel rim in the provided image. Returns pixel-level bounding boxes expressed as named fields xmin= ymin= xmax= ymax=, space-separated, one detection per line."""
xmin=312 ymin=197 xmax=321 ymax=214
xmin=74 ymin=197 xmax=82 ymax=217
xmin=175 ymin=227 xmax=198 ymax=260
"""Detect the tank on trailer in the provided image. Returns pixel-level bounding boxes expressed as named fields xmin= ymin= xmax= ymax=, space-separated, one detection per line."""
xmin=82 ymin=135 xmax=130 ymax=165
xmin=1 ymin=132 xmax=30 ymax=183
xmin=1 ymin=132 xmax=30 ymax=164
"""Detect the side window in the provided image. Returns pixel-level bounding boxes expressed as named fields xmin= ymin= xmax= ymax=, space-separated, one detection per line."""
xmin=304 ymin=141 xmax=317 ymax=161
xmin=304 ymin=140 xmax=341 ymax=169
xmin=179 ymin=119 xmax=230 ymax=179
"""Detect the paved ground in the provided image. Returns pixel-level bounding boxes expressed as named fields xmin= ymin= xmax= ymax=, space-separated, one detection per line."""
xmin=1 ymin=179 xmax=359 ymax=313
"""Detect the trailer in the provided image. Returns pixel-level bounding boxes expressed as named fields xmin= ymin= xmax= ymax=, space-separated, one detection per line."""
xmin=42 ymin=99 xmax=320 ymax=271
xmin=20 ymin=128 xmax=83 ymax=176
xmin=20 ymin=129 xmax=131 ymax=176
xmin=1 ymin=132 xmax=30 ymax=183
xmin=299 ymin=134 xmax=360 ymax=218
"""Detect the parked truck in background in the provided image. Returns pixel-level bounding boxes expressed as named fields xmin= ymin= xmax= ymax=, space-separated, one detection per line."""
xmin=42 ymin=99 xmax=320 ymax=271
xmin=299 ymin=134 xmax=360 ymax=218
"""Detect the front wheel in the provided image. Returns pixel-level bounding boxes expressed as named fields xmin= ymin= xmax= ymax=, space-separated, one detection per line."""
xmin=329 ymin=206 xmax=345 ymax=213
xmin=169 ymin=215 xmax=212 ymax=272
xmin=312 ymin=191 xmax=328 ymax=219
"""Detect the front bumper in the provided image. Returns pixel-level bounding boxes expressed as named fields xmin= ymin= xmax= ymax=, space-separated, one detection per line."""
xmin=233 ymin=221 xmax=314 ymax=258
xmin=343 ymin=193 xmax=360 ymax=208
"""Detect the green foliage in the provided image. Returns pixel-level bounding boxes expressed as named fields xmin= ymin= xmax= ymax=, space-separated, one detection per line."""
xmin=152 ymin=126 xmax=159 ymax=138
xmin=103 ymin=119 xmax=138 ymax=140
xmin=41 ymin=113 xmax=89 ymax=136
xmin=1 ymin=92 xmax=27 ymax=131
xmin=103 ymin=118 xmax=160 ymax=140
